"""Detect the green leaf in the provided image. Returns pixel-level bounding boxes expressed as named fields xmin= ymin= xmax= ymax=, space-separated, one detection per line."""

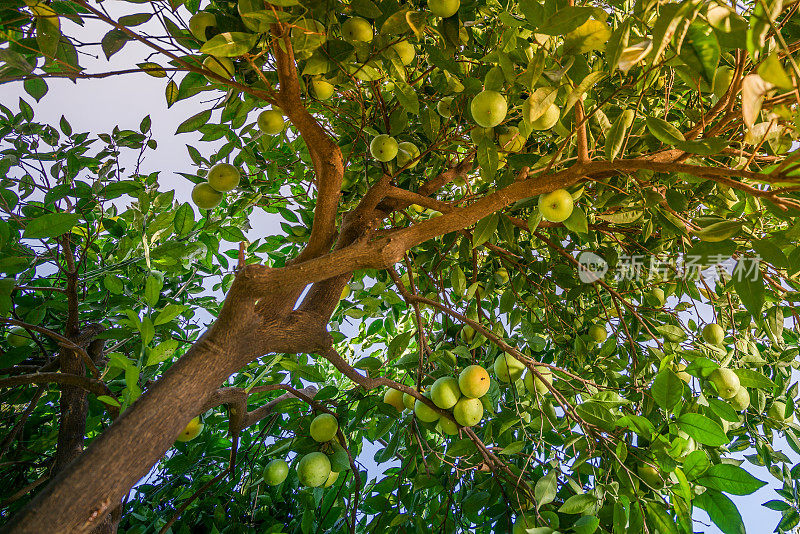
xmin=101 ymin=29 xmax=131 ymax=59
xmin=604 ymin=110 xmax=629 ymax=161
xmin=656 ymin=325 xmax=687 ymax=342
xmin=733 ymin=368 xmax=776 ymax=389
xmin=354 ymin=356 xmax=382 ymax=371
xmin=563 ymin=206 xmax=588 ymax=234
xmin=451 ymin=266 xmax=466 ymax=296
xmin=564 ymin=20 xmax=611 ymax=55
xmin=137 ymin=62 xmax=167 ymax=78
xmin=677 ymin=413 xmax=728 ymax=446
xmin=572 ymin=515 xmax=599 ymax=534
xmin=683 ymin=450 xmax=711 ymax=479
xmin=173 ymin=202 xmax=195 ymax=236
xmin=732 ymin=258 xmax=764 ymax=318
xmin=165 ymin=80 xmax=179 ymax=108
xmin=697 ymin=464 xmax=767 ymax=495
xmin=606 ymin=19 xmax=630 ymax=74
xmin=200 ymin=32 xmax=257 ymax=57
xmin=176 ymin=110 xmax=211 ymax=134
xmin=476 ymin=138 xmax=498 ymax=182
xmin=558 ymin=493 xmax=595 ymax=514
xmin=96 ymin=395 xmax=121 ymax=407
xmin=99 ymin=181 xmax=143 ymax=199
xmin=564 ymin=71 xmax=605 ymax=114
xmin=652 ymin=369 xmax=683 ymax=410
xmin=752 ymin=238 xmax=788 ymax=269
xmin=36 ymin=16 xmax=61 ymax=58
xmin=351 ymin=0 xmax=382 ymax=18
xmin=645 ymin=503 xmax=679 ymax=534
xmin=119 ymin=13 xmax=153 ymax=26
xmin=23 ymin=77 xmax=48 ymax=102
xmin=695 ymin=489 xmax=746 ymax=534
xmin=674 ymin=137 xmax=728 ymax=155
xmin=538 ymin=7 xmax=594 ymax=35
xmin=144 ymin=276 xmax=162 ymax=308
xmin=23 ymin=212 xmax=80 ymax=239
xmin=387 ymin=331 xmax=414 ymax=360
xmin=523 ymin=87 xmax=558 ymax=124
xmin=473 ymin=213 xmax=499 ymax=248
xmin=763 ymin=500 xmax=791 ymax=511
xmin=103 ymin=274 xmax=124 ymax=295
xmin=757 ymin=51 xmax=793 ymax=90
xmin=145 ymin=339 xmax=180 ymax=367
xmin=420 ymin=107 xmax=439 ymax=141
xmin=393 ymin=80 xmax=419 ymax=114
xmin=679 ymin=23 xmax=720 ymax=86
xmin=694 ymin=220 xmax=742 ymax=242
xmin=534 ymin=470 xmax=557 ymax=507
xmin=707 ymin=398 xmax=739 ymax=423
xmin=154 ymin=304 xmax=188 ymax=326
xmin=498 ymin=441 xmax=524 ymax=455
xmin=646 ymin=116 xmax=685 ymax=145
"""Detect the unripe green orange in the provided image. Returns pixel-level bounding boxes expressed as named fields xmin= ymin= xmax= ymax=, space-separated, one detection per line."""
xmin=189 ymin=12 xmax=217 ymax=42
xmin=638 ymin=463 xmax=663 ymax=489
xmin=207 ymin=162 xmax=240 ymax=192
xmin=323 ymin=470 xmax=339 ymax=487
xmin=311 ymin=78 xmax=335 ymax=100
xmin=297 ymin=452 xmax=331 ymax=487
xmin=709 ymin=367 xmax=740 ymax=399
xmin=7 ymin=327 xmax=31 ymax=347
xmin=429 ymin=0 xmax=460 ymax=18
xmin=588 ymin=324 xmax=607 ymax=343
xmin=191 ymin=183 xmax=224 ymax=210
xmin=530 ymin=103 xmax=560 ymax=130
xmin=471 ymin=90 xmax=507 ymax=128
xmin=523 ymin=365 xmax=553 ymax=395
xmin=396 ymin=141 xmax=420 ymax=169
xmin=392 ymin=40 xmax=416 ymax=65
xmin=263 ymin=459 xmax=289 ymax=486
xmin=202 ymin=56 xmax=234 ymax=83
xmin=438 ymin=416 xmax=459 ymax=435
xmin=342 ymin=17 xmax=373 ymax=43
xmin=458 ymin=365 xmax=490 ymax=398
xmin=493 ymin=352 xmax=525 ymax=383
xmin=460 ymin=325 xmax=475 ymax=344
xmin=383 ymin=388 xmax=405 ymax=412
xmin=414 ymin=394 xmax=440 ymax=423
xmin=310 ymin=413 xmax=339 ymax=442
xmin=258 ymin=109 xmax=285 ymax=135
xmin=769 ymin=401 xmax=793 ymax=422
xmin=453 ymin=397 xmax=483 ymax=427
xmin=176 ymin=417 xmax=204 ymax=442
xmin=730 ymin=387 xmax=750 ymax=411
xmin=538 ymin=189 xmax=574 ymax=223
xmin=702 ymin=323 xmax=725 ymax=345
xmin=430 ymin=376 xmax=462 ymax=409
xmin=370 ymin=134 xmax=398 ymax=162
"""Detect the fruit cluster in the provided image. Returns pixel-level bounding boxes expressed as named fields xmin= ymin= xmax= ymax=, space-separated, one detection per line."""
xmin=263 ymin=413 xmax=346 ymax=489
xmin=383 ymin=357 xmax=556 ymax=435
xmin=191 ymin=162 xmax=241 ymax=210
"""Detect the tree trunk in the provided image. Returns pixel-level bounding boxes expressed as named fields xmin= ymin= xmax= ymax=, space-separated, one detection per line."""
xmin=5 ymin=269 xmax=324 ymax=534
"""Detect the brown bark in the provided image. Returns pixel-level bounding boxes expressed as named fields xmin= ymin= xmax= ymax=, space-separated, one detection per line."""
xmin=5 ymin=271 xmax=324 ymax=534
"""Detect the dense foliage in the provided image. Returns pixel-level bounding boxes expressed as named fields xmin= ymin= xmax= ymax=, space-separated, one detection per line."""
xmin=2 ymin=0 xmax=800 ymax=533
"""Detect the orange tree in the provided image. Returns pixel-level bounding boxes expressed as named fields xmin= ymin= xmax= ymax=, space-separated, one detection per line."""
xmin=2 ymin=0 xmax=800 ymax=532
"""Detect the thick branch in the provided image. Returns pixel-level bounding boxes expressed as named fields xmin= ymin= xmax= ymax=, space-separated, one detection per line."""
xmin=273 ymin=24 xmax=344 ymax=263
